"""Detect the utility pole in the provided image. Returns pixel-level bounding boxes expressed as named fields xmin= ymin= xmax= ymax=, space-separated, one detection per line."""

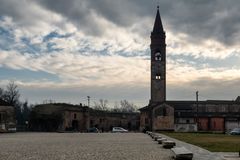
xmin=87 ymin=96 xmax=90 ymax=107
xmin=196 ymin=91 xmax=199 ymax=129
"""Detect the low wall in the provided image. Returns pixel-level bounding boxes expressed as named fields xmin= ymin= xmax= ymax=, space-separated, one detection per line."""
xmin=174 ymin=123 xmax=197 ymax=132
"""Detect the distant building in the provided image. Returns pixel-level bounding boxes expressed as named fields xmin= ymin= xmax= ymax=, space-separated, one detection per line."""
xmin=89 ymin=109 xmax=140 ymax=132
xmin=29 ymin=103 xmax=89 ymax=132
xmin=139 ymin=7 xmax=240 ymax=133
xmin=0 ymin=99 xmax=16 ymax=132
xmin=29 ymin=103 xmax=139 ymax=132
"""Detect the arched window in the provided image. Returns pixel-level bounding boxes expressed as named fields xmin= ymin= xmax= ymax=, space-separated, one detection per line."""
xmin=74 ymin=113 xmax=77 ymax=119
xmin=155 ymin=52 xmax=161 ymax=61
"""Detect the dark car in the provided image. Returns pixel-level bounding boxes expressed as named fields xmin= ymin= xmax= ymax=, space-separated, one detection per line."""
xmin=230 ymin=128 xmax=240 ymax=135
xmin=88 ymin=127 xmax=99 ymax=133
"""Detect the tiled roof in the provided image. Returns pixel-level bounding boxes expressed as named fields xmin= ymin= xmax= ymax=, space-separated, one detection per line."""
xmin=139 ymin=100 xmax=240 ymax=111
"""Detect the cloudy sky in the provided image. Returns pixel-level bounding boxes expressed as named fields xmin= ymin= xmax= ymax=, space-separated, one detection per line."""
xmin=1 ymin=0 xmax=240 ymax=107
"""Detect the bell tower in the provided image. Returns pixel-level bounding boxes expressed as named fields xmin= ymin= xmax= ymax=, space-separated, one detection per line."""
xmin=150 ymin=6 xmax=166 ymax=103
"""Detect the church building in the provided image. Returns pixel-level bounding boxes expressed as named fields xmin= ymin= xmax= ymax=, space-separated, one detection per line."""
xmin=139 ymin=7 xmax=240 ymax=132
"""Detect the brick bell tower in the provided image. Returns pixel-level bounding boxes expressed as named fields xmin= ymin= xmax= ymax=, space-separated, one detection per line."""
xmin=150 ymin=6 xmax=166 ymax=104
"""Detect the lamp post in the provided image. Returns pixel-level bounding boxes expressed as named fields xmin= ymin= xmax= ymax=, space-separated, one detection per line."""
xmin=87 ymin=96 xmax=90 ymax=107
xmin=196 ymin=91 xmax=199 ymax=130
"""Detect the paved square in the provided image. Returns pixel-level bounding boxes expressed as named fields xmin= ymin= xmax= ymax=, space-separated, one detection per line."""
xmin=0 ymin=133 xmax=171 ymax=160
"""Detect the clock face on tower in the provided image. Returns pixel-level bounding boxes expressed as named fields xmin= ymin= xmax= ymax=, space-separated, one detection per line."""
xmin=155 ymin=52 xmax=161 ymax=61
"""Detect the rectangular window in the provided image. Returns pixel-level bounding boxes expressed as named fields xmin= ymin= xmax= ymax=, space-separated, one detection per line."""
xmin=155 ymin=74 xmax=161 ymax=80
xmin=156 ymin=76 xmax=161 ymax=79
xmin=163 ymin=108 xmax=167 ymax=116
xmin=74 ymin=113 xmax=77 ymax=119
xmin=145 ymin=118 xmax=149 ymax=124
xmin=90 ymin=120 xmax=94 ymax=127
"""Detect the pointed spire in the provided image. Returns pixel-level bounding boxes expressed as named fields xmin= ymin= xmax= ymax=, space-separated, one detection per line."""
xmin=152 ymin=6 xmax=164 ymax=34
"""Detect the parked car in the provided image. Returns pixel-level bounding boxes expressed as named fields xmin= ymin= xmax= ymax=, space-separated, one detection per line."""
xmin=88 ymin=127 xmax=99 ymax=133
xmin=112 ymin=127 xmax=128 ymax=133
xmin=230 ymin=128 xmax=240 ymax=135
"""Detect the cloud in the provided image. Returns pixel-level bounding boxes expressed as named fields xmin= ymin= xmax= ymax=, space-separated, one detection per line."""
xmin=0 ymin=13 xmax=147 ymax=56
xmin=2 ymin=0 xmax=240 ymax=47
xmin=32 ymin=0 xmax=240 ymax=46
xmin=167 ymin=57 xmax=240 ymax=85
xmin=34 ymin=0 xmax=152 ymax=35
xmin=0 ymin=0 xmax=61 ymax=34
xmin=168 ymin=77 xmax=240 ymax=101
xmin=17 ymin=83 xmax=149 ymax=107
xmin=168 ymin=53 xmax=240 ymax=70
xmin=1 ymin=0 xmax=240 ymax=105
xmin=0 ymin=50 xmax=150 ymax=87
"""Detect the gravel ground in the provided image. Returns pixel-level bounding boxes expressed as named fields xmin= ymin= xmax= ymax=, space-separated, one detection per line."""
xmin=0 ymin=133 xmax=171 ymax=160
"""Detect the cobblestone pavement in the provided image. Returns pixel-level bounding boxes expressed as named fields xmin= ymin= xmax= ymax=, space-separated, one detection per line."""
xmin=0 ymin=133 xmax=172 ymax=160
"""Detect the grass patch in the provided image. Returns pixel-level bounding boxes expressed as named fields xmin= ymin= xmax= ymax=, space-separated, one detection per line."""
xmin=162 ymin=132 xmax=240 ymax=152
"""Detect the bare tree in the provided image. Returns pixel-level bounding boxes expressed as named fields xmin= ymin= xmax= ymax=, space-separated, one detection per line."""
xmin=93 ymin=99 xmax=108 ymax=110
xmin=4 ymin=81 xmax=20 ymax=106
xmin=42 ymin=99 xmax=55 ymax=104
xmin=112 ymin=101 xmax=121 ymax=112
xmin=0 ymin=82 xmax=33 ymax=126
xmin=119 ymin=100 xmax=137 ymax=113
xmin=0 ymin=87 xmax=4 ymax=99
xmin=92 ymin=99 xmax=137 ymax=112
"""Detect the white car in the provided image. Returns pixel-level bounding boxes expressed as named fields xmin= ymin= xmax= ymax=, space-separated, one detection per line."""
xmin=112 ymin=127 xmax=128 ymax=133
xmin=230 ymin=128 xmax=240 ymax=135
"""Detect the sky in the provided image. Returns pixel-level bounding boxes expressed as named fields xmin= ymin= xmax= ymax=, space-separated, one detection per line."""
xmin=1 ymin=0 xmax=240 ymax=107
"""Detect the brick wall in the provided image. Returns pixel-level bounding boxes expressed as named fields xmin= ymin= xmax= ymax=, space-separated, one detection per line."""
xmin=152 ymin=104 xmax=174 ymax=131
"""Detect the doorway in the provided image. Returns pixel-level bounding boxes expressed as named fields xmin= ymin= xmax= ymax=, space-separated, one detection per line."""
xmin=72 ymin=120 xmax=79 ymax=131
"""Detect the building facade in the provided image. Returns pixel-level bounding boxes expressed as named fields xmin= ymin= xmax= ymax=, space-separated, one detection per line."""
xmin=89 ymin=109 xmax=140 ymax=132
xmin=139 ymin=7 xmax=240 ymax=133
xmin=29 ymin=103 xmax=89 ymax=131
xmin=29 ymin=103 xmax=139 ymax=132
xmin=0 ymin=99 xmax=16 ymax=132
